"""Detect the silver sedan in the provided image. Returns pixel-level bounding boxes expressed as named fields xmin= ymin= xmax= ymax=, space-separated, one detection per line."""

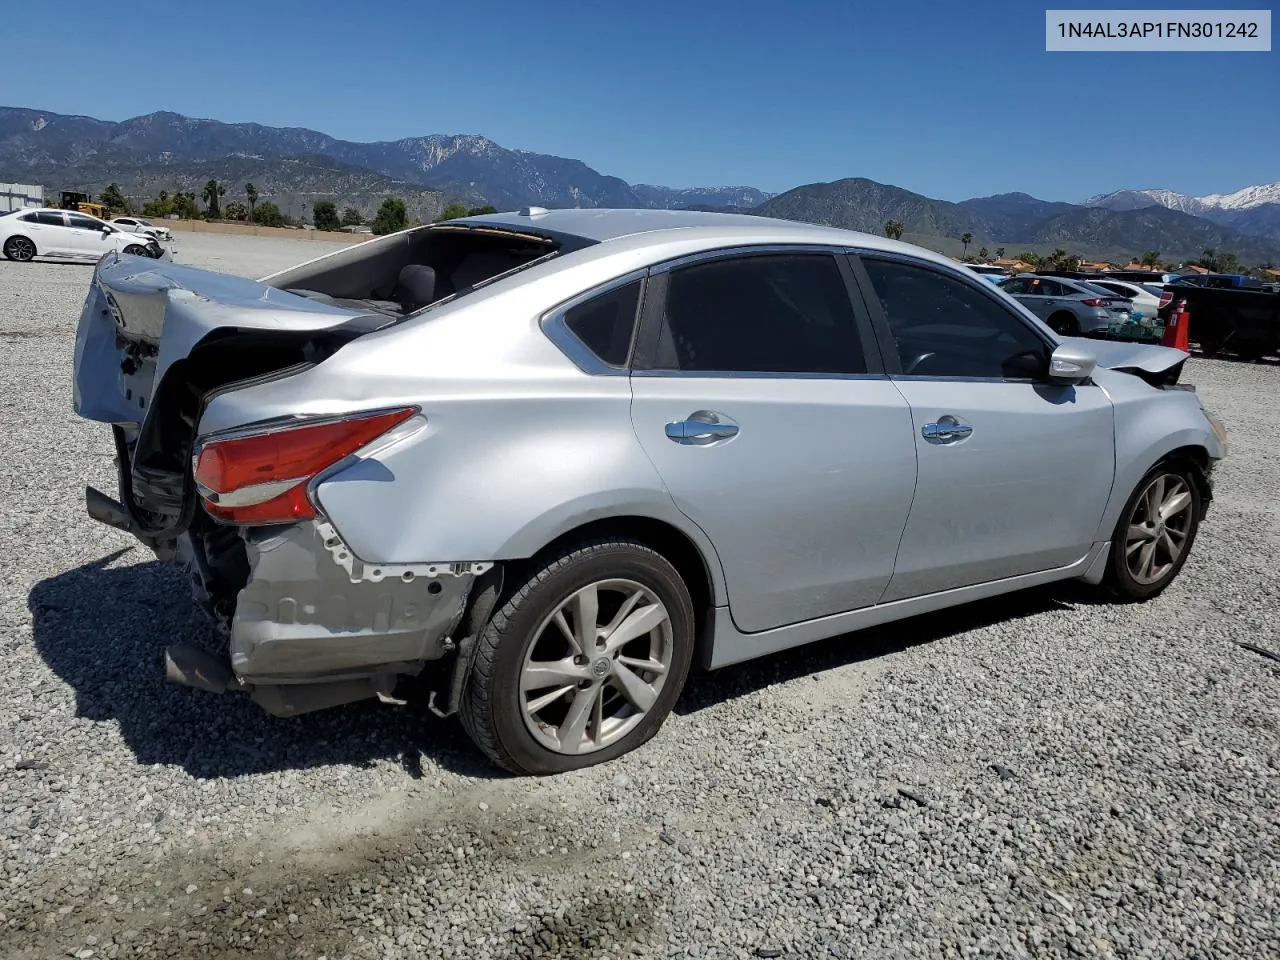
xmin=72 ymin=209 xmax=1228 ymax=774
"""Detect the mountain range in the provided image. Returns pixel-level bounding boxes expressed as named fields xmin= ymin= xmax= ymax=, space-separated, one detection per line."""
xmin=1 ymin=105 xmax=1276 ymax=263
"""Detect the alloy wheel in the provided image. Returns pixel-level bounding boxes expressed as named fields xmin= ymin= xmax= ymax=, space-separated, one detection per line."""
xmin=1124 ymin=473 xmax=1194 ymax=585
xmin=519 ymin=578 xmax=674 ymax=755
xmin=6 ymin=237 xmax=35 ymax=262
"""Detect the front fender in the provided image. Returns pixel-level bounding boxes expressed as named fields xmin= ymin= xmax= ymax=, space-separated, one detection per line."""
xmin=1094 ymin=369 xmax=1223 ymax=541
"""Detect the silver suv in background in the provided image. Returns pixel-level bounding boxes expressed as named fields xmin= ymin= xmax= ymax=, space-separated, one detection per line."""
xmin=998 ymin=273 xmax=1132 ymax=335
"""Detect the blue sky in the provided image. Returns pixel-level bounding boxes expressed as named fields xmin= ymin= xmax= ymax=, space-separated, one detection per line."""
xmin=5 ymin=0 xmax=1275 ymax=201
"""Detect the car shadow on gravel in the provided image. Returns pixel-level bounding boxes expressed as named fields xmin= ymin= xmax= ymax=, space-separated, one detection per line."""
xmin=29 ymin=550 xmax=501 ymax=781
xmin=676 ymin=582 xmax=1100 ymax=715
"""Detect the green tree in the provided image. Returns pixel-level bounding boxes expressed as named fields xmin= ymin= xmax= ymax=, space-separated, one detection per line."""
xmin=313 ymin=199 xmax=341 ymax=231
xmin=100 ymin=183 xmax=129 ymax=214
xmin=883 ymin=219 xmax=905 ymax=240
xmin=201 ymin=180 xmax=225 ymax=219
xmin=172 ymin=191 xmax=201 ymax=219
xmin=142 ymin=190 xmax=173 ymax=219
xmin=252 ymin=201 xmax=286 ymax=227
xmin=436 ymin=201 xmax=470 ymax=222
xmin=995 ymin=247 xmax=1006 ymax=259
xmin=960 ymin=232 xmax=974 ymax=256
xmin=372 ymin=197 xmax=409 ymax=235
xmin=245 ymin=183 xmax=259 ymax=217
xmin=1140 ymin=250 xmax=1161 ymax=269
xmin=978 ymin=247 xmax=989 ymax=261
xmin=466 ymin=205 xmax=498 ymax=216
xmin=341 ymin=206 xmax=364 ymax=227
xmin=223 ymin=200 xmax=248 ymax=221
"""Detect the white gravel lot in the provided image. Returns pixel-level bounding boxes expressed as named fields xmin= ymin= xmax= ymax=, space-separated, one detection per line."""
xmin=0 ymin=234 xmax=1277 ymax=960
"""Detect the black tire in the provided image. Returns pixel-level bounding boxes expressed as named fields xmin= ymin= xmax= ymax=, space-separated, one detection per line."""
xmin=459 ymin=537 xmax=696 ymax=775
xmin=123 ymin=244 xmax=149 ymax=257
xmin=1048 ymin=312 xmax=1080 ymax=336
xmin=3 ymin=236 xmax=36 ymax=262
xmin=1103 ymin=461 xmax=1203 ymax=602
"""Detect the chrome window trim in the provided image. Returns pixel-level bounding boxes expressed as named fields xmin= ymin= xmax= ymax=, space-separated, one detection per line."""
xmin=648 ymin=242 xmax=852 ymax=275
xmin=631 ymin=369 xmax=892 ymax=382
xmin=540 ymin=268 xmax=649 ymax=377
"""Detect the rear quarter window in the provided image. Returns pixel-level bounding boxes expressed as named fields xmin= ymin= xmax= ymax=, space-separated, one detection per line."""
xmin=561 ymin=279 xmax=642 ymax=368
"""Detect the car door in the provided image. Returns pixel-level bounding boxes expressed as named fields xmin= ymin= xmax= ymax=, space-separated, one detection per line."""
xmin=66 ymin=213 xmax=115 ymax=258
xmin=852 ymin=254 xmax=1115 ymax=602
xmin=26 ymin=211 xmax=75 ymax=256
xmin=629 ymin=248 xmax=919 ymax=633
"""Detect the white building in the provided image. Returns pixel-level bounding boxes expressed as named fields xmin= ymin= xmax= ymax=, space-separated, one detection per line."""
xmin=0 ymin=183 xmax=44 ymax=212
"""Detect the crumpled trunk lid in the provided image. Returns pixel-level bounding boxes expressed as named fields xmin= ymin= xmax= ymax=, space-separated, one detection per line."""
xmin=72 ymin=253 xmax=388 ymax=541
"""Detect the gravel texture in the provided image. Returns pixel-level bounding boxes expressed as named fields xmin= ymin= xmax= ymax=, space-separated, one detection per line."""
xmin=1 ymin=235 xmax=1277 ymax=959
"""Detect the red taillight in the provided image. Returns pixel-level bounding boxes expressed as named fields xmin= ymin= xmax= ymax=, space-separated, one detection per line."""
xmin=1159 ymin=291 xmax=1173 ymax=309
xmin=1080 ymin=298 xmax=1109 ymax=307
xmin=194 ymin=407 xmax=417 ymax=524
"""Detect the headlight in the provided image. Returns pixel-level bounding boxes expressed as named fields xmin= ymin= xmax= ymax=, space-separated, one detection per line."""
xmin=1203 ymin=407 xmax=1229 ymax=448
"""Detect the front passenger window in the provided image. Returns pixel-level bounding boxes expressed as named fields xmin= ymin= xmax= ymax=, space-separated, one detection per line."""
xmin=862 ymin=258 xmax=1050 ymax=380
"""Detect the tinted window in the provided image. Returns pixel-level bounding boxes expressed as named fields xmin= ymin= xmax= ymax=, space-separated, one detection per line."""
xmin=562 ymin=279 xmax=641 ymax=368
xmin=862 ymin=258 xmax=1050 ymax=380
xmin=1000 ymin=278 xmax=1031 ymax=295
xmin=35 ymin=211 xmax=66 ymax=227
xmin=652 ymin=254 xmax=865 ymax=374
xmin=68 ymin=214 xmax=103 ymax=230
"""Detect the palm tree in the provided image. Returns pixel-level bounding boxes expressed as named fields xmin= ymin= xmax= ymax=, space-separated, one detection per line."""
xmin=960 ymin=232 xmax=973 ymax=256
xmin=245 ymin=183 xmax=259 ymax=217
xmin=978 ymin=247 xmax=989 ymax=261
xmin=995 ymin=247 xmax=1006 ymax=259
xmin=202 ymin=179 xmax=226 ymax=219
xmin=1140 ymin=250 xmax=1161 ymax=269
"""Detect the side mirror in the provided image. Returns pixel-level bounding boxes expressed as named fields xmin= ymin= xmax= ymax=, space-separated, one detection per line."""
xmin=1046 ymin=342 xmax=1097 ymax=385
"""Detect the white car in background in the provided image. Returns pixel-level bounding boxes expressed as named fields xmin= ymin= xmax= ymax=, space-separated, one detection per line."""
xmin=110 ymin=216 xmax=175 ymax=242
xmin=1086 ymin=279 xmax=1164 ymax=324
xmin=0 ymin=208 xmax=169 ymax=262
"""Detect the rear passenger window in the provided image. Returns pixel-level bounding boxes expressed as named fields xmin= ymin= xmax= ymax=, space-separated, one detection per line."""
xmin=35 ymin=212 xmax=66 ymax=227
xmin=562 ymin=279 xmax=641 ymax=368
xmin=651 ymin=254 xmax=866 ymax=374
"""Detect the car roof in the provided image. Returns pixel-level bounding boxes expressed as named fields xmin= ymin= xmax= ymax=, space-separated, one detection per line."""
xmin=454 ymin=207 xmax=946 ymax=261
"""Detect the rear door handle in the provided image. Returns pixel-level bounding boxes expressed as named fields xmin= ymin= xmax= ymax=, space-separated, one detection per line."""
xmin=665 ymin=410 xmax=739 ymax=445
xmin=922 ymin=415 xmax=973 ymax=444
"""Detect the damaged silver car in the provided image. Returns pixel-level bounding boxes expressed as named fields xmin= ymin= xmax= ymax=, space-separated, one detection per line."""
xmin=72 ymin=209 xmax=1228 ymax=774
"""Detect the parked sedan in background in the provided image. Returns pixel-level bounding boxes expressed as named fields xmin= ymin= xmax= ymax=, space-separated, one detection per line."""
xmin=1 ymin=208 xmax=167 ymax=262
xmin=998 ymin=273 xmax=1132 ymax=335
xmin=1086 ymin=278 xmax=1163 ymax=324
xmin=110 ymin=216 xmax=174 ymax=242
xmin=73 ymin=209 xmax=1225 ymax=774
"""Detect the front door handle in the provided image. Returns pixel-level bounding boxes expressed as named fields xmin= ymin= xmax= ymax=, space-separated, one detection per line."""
xmin=665 ymin=410 xmax=739 ymax=445
xmin=922 ymin=415 xmax=973 ymax=444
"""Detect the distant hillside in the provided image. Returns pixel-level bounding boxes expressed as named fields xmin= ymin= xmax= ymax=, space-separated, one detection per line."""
xmin=630 ymin=184 xmax=773 ymax=210
xmin=59 ymin=154 xmax=453 ymax=224
xmin=753 ymin=178 xmax=1280 ymax=262
xmin=1022 ymin=206 xmax=1280 ymax=262
xmin=757 ymin=178 xmax=985 ymax=239
xmin=1084 ymin=184 xmax=1280 ymax=240
xmin=0 ymin=105 xmax=762 ymax=213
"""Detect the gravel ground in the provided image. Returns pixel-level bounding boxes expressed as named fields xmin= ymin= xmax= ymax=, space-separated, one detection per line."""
xmin=1 ymin=234 xmax=1277 ymax=960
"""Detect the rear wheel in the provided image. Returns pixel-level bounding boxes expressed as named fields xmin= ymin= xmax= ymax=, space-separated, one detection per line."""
xmin=459 ymin=537 xmax=696 ymax=775
xmin=3 ymin=236 xmax=36 ymax=262
xmin=1104 ymin=462 xmax=1202 ymax=601
xmin=1047 ymin=312 xmax=1080 ymax=336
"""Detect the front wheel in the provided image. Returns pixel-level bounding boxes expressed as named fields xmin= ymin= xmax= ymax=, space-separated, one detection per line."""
xmin=3 ymin=236 xmax=36 ymax=262
xmin=123 ymin=244 xmax=150 ymax=257
xmin=1104 ymin=462 xmax=1202 ymax=601
xmin=459 ymin=537 xmax=696 ymax=775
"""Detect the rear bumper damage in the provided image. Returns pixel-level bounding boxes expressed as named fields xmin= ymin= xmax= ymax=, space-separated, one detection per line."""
xmin=86 ymin=485 xmax=483 ymax=717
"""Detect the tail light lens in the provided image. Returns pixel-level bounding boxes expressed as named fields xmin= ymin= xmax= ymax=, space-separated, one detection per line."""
xmin=1080 ymin=298 xmax=1109 ymax=307
xmin=194 ymin=407 xmax=417 ymax=524
xmin=1159 ymin=291 xmax=1173 ymax=309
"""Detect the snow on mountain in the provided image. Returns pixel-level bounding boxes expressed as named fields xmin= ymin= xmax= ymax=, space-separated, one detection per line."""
xmin=1085 ymin=183 xmax=1280 ymax=213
